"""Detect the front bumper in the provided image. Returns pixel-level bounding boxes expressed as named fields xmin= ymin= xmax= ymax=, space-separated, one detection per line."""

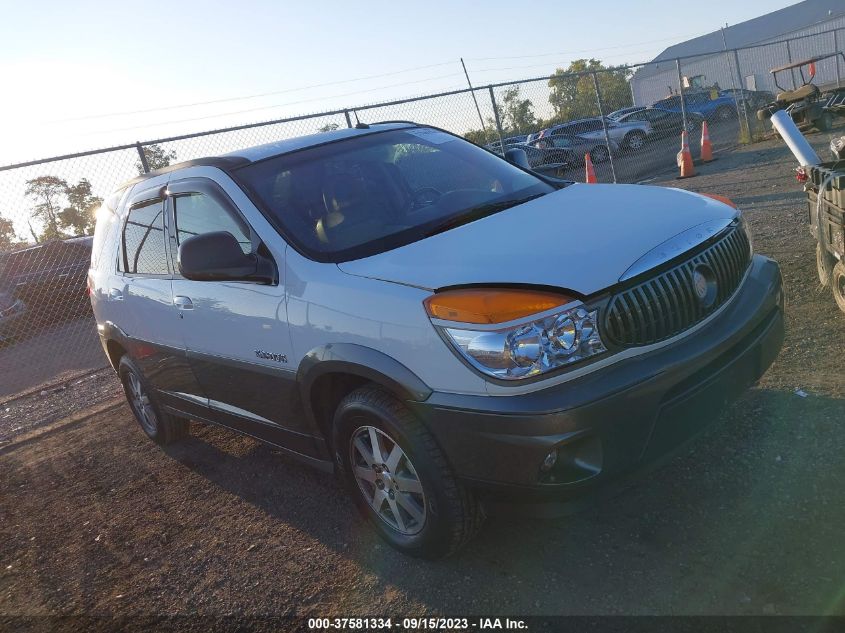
xmin=410 ymin=255 xmax=784 ymax=511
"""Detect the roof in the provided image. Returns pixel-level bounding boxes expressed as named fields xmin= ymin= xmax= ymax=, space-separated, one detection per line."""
xmin=225 ymin=122 xmax=414 ymax=163
xmin=635 ymin=0 xmax=845 ymax=80
xmin=120 ymin=122 xmax=415 ymax=189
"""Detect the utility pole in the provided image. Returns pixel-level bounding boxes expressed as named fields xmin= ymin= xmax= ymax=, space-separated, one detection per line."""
xmin=461 ymin=58 xmax=488 ymax=139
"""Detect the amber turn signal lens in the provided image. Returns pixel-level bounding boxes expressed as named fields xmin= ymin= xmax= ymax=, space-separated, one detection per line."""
xmin=700 ymin=193 xmax=737 ymax=208
xmin=424 ymin=289 xmax=573 ymax=324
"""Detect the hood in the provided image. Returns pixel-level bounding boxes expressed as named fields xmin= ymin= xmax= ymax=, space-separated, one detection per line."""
xmin=338 ymin=184 xmax=739 ymax=296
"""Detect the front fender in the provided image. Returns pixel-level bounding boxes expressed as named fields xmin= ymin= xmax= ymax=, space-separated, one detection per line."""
xmin=296 ymin=343 xmax=432 ymax=433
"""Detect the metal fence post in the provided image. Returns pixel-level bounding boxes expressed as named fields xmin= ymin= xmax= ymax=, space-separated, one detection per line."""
xmin=785 ymin=39 xmax=797 ymax=88
xmin=732 ymin=49 xmax=752 ymax=140
xmin=343 ymin=110 xmax=353 ymax=128
xmin=591 ymin=71 xmax=617 ymax=183
xmin=487 ymin=86 xmax=506 ymax=154
xmin=135 ymin=142 xmax=150 ymax=173
xmin=835 ymin=30 xmax=842 ymax=88
xmin=675 ymin=59 xmax=689 ymax=135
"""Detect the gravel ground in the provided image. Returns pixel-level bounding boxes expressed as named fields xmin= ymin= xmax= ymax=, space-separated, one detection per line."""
xmin=1 ymin=128 xmax=845 ymax=624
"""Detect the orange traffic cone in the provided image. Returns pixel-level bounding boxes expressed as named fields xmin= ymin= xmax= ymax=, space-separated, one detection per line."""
xmin=677 ymin=130 xmax=696 ymax=178
xmin=700 ymin=120 xmax=713 ymax=162
xmin=584 ymin=153 xmax=597 ymax=183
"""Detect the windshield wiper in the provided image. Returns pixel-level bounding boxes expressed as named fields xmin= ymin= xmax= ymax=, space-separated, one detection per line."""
xmin=423 ymin=193 xmax=547 ymax=238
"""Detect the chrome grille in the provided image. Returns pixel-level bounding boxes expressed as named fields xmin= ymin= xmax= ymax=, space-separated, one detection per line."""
xmin=604 ymin=225 xmax=751 ymax=347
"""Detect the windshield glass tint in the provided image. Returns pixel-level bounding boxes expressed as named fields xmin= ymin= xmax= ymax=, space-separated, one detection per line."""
xmin=235 ymin=128 xmax=553 ymax=261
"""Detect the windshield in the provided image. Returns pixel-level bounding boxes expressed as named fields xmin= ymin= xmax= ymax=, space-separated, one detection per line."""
xmin=235 ymin=127 xmax=554 ymax=262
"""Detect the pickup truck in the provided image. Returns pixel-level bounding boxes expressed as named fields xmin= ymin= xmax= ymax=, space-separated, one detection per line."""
xmin=652 ymin=90 xmax=738 ymax=122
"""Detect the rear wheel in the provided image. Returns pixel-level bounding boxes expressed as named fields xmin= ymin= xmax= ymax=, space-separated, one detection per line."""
xmin=817 ymin=243 xmax=836 ymax=287
xmin=715 ymin=106 xmax=734 ymax=122
xmin=591 ymin=145 xmax=610 ymax=163
xmin=334 ymin=385 xmax=484 ymax=559
xmin=623 ymin=130 xmax=647 ymax=151
xmin=119 ymin=356 xmax=189 ymax=445
xmin=832 ymin=260 xmax=845 ymax=314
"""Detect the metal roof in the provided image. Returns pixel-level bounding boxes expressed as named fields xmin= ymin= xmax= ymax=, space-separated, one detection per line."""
xmin=634 ymin=0 xmax=845 ymax=80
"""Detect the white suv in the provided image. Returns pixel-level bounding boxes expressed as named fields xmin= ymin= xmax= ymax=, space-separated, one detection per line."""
xmin=89 ymin=122 xmax=784 ymax=558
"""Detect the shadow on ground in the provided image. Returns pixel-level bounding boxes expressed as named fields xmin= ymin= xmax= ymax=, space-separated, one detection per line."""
xmin=149 ymin=387 xmax=845 ymax=615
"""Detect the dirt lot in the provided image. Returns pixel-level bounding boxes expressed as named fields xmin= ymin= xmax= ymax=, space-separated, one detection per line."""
xmin=2 ymin=129 xmax=845 ymax=625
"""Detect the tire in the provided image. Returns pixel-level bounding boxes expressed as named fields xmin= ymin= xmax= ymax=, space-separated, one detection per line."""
xmin=623 ymin=130 xmax=647 ymax=151
xmin=715 ymin=106 xmax=734 ymax=122
xmin=832 ymin=260 xmax=845 ymax=314
xmin=685 ymin=118 xmax=702 ymax=134
xmin=118 ymin=355 xmax=189 ymax=445
xmin=817 ymin=243 xmax=836 ymax=287
xmin=590 ymin=145 xmax=610 ymax=163
xmin=333 ymin=385 xmax=484 ymax=559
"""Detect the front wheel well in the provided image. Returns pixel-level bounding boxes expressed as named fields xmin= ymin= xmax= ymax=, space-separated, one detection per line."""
xmin=309 ymin=373 xmax=371 ymax=446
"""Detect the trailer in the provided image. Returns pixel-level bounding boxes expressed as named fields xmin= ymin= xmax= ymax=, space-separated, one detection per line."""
xmin=804 ymin=160 xmax=845 ymax=312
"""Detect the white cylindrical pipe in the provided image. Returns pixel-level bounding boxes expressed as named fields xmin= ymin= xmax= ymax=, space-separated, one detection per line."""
xmin=771 ymin=109 xmax=821 ymax=166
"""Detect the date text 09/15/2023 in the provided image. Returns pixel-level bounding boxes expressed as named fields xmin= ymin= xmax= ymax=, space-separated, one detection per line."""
xmin=307 ymin=617 xmax=528 ymax=630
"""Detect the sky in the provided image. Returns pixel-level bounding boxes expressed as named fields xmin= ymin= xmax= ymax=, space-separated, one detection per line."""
xmin=0 ymin=0 xmax=801 ymax=166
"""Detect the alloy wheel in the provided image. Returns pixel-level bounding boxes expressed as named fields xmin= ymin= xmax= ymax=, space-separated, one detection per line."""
xmin=127 ymin=372 xmax=157 ymax=436
xmin=627 ymin=133 xmax=645 ymax=150
xmin=350 ymin=425 xmax=426 ymax=536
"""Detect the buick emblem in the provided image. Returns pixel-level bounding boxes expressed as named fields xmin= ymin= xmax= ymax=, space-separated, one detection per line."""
xmin=692 ymin=265 xmax=717 ymax=307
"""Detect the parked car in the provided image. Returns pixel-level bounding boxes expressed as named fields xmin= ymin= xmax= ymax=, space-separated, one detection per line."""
xmin=0 ymin=236 xmax=93 ymax=327
xmin=652 ymin=90 xmax=737 ymax=122
xmin=529 ymin=133 xmax=618 ymax=164
xmin=485 ymin=135 xmax=527 ymax=153
xmin=0 ymin=290 xmax=26 ymax=344
xmin=531 ymin=117 xmax=652 ymax=151
xmin=612 ymin=107 xmax=705 ymax=138
xmin=90 ymin=122 xmax=784 ymax=558
xmin=607 ymin=106 xmax=645 ymax=120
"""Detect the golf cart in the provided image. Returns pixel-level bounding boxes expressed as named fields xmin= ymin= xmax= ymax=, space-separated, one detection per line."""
xmin=758 ymin=52 xmax=845 ymax=132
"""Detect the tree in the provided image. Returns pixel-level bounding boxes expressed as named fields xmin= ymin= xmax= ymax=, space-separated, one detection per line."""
xmin=318 ymin=122 xmax=340 ymax=132
xmin=59 ymin=178 xmax=102 ymax=236
xmin=0 ymin=215 xmax=16 ymax=251
xmin=136 ymin=144 xmax=177 ymax=174
xmin=25 ymin=175 xmax=68 ymax=241
xmin=463 ymin=128 xmax=490 ymax=145
xmin=548 ymin=59 xmax=633 ymax=122
xmin=499 ymin=86 xmax=537 ymax=135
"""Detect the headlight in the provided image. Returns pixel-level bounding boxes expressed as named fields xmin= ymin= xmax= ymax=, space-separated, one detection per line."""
xmin=424 ymin=289 xmax=607 ymax=381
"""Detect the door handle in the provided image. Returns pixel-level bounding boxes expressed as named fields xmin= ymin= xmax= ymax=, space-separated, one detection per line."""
xmin=108 ymin=288 xmax=123 ymax=301
xmin=173 ymin=295 xmax=194 ymax=310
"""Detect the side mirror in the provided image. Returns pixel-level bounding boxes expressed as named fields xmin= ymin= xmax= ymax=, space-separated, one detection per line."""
xmin=178 ymin=231 xmax=276 ymax=284
xmin=504 ymin=147 xmax=530 ymax=169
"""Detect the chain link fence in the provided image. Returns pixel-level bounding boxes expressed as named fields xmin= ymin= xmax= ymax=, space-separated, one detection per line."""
xmin=1 ymin=27 xmax=843 ymax=399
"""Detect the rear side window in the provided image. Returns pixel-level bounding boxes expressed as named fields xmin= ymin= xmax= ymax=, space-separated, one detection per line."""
xmin=91 ymin=188 xmax=124 ymax=271
xmin=173 ymin=193 xmax=251 ymax=255
xmin=120 ymin=200 xmax=168 ymax=275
